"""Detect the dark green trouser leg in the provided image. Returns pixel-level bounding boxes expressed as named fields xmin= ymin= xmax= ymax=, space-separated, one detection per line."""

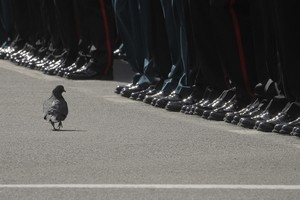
xmin=160 ymin=0 xmax=192 ymax=96
xmin=114 ymin=0 xmax=156 ymax=85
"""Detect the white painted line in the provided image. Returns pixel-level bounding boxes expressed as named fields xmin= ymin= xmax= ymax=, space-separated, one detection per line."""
xmin=0 ymin=184 xmax=300 ymax=190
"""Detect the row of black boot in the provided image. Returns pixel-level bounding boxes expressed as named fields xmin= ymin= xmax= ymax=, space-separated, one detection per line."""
xmin=0 ymin=38 xmax=113 ymax=80
xmin=115 ymin=82 xmax=300 ymax=138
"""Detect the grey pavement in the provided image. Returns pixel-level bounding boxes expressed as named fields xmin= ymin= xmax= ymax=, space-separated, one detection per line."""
xmin=0 ymin=59 xmax=299 ymax=200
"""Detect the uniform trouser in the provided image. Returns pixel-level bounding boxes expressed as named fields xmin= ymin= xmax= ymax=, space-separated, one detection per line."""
xmin=0 ymin=23 xmax=5 ymax=44
xmin=24 ymin=0 xmax=42 ymax=46
xmin=73 ymin=0 xmax=91 ymax=53
xmin=12 ymin=0 xmax=30 ymax=44
xmin=43 ymin=0 xmax=62 ymax=52
xmin=150 ymin=0 xmax=172 ymax=88
xmin=54 ymin=0 xmax=78 ymax=57
xmin=0 ymin=0 xmax=14 ymax=41
xmin=274 ymin=0 xmax=300 ymax=101
xmin=210 ymin=0 xmax=257 ymax=100
xmin=188 ymin=0 xmax=228 ymax=92
xmin=35 ymin=0 xmax=50 ymax=45
xmin=87 ymin=0 xmax=116 ymax=75
xmin=250 ymin=0 xmax=280 ymax=86
xmin=114 ymin=0 xmax=156 ymax=85
xmin=160 ymin=0 xmax=192 ymax=96
xmin=40 ymin=0 xmax=51 ymax=43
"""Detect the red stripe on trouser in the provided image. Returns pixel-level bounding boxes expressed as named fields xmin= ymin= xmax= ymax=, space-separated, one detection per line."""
xmin=99 ymin=0 xmax=112 ymax=75
xmin=229 ymin=0 xmax=253 ymax=95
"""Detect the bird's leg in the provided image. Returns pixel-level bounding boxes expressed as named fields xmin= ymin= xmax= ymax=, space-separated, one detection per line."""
xmin=58 ymin=121 xmax=63 ymax=130
xmin=50 ymin=121 xmax=57 ymax=131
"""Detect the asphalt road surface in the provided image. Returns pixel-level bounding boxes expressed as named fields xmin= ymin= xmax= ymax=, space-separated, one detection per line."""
xmin=0 ymin=60 xmax=299 ymax=200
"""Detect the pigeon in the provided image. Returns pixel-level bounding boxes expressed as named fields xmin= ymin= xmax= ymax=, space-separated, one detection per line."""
xmin=43 ymin=85 xmax=68 ymax=131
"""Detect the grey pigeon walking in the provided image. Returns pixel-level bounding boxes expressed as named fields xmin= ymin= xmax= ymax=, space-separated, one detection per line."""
xmin=43 ymin=85 xmax=68 ymax=131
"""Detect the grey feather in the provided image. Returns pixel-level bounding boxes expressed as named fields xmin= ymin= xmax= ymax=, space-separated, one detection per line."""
xmin=43 ymin=85 xmax=68 ymax=130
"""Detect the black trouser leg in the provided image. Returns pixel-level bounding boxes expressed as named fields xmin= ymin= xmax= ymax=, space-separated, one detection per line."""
xmin=150 ymin=0 xmax=172 ymax=87
xmin=13 ymin=0 xmax=30 ymax=45
xmin=40 ymin=0 xmax=51 ymax=43
xmin=250 ymin=0 xmax=280 ymax=86
xmin=83 ymin=0 xmax=116 ymax=75
xmin=160 ymin=0 xmax=191 ymax=95
xmin=188 ymin=0 xmax=228 ymax=91
xmin=210 ymin=0 xmax=257 ymax=101
xmin=0 ymin=23 xmax=5 ymax=44
xmin=136 ymin=0 xmax=158 ymax=85
xmin=113 ymin=0 xmax=143 ymax=77
xmin=114 ymin=0 xmax=155 ymax=84
xmin=45 ymin=0 xmax=62 ymax=51
xmin=274 ymin=0 xmax=300 ymax=101
xmin=26 ymin=0 xmax=43 ymax=45
xmin=0 ymin=0 xmax=14 ymax=41
xmin=54 ymin=0 xmax=78 ymax=56
xmin=73 ymin=0 xmax=91 ymax=53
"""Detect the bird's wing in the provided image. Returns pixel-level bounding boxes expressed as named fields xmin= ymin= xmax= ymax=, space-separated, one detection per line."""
xmin=47 ymin=99 xmax=68 ymax=122
xmin=57 ymin=99 xmax=68 ymax=121
xmin=43 ymin=96 xmax=54 ymax=119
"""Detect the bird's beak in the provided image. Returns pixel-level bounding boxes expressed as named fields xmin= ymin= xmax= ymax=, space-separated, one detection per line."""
xmin=63 ymin=89 xmax=66 ymax=92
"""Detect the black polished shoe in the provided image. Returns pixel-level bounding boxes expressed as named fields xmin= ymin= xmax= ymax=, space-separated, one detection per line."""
xmin=143 ymin=90 xmax=168 ymax=105
xmin=66 ymin=66 xmax=112 ymax=80
xmin=166 ymin=94 xmax=199 ymax=112
xmin=58 ymin=63 xmax=77 ymax=77
xmin=272 ymin=123 xmax=286 ymax=134
xmin=129 ymin=86 xmax=155 ymax=100
xmin=59 ymin=54 xmax=88 ymax=77
xmin=189 ymin=87 xmax=217 ymax=114
xmin=226 ymin=98 xmax=269 ymax=124
xmin=52 ymin=57 xmax=77 ymax=75
xmin=201 ymin=94 xmax=236 ymax=119
xmin=136 ymin=87 xmax=159 ymax=101
xmin=28 ymin=44 xmax=49 ymax=69
xmin=43 ymin=49 xmax=67 ymax=73
xmin=35 ymin=52 xmax=55 ymax=70
xmin=155 ymin=92 xmax=182 ymax=108
xmin=231 ymin=99 xmax=269 ymax=125
xmin=165 ymin=100 xmax=183 ymax=112
xmin=42 ymin=54 xmax=63 ymax=72
xmin=43 ymin=61 xmax=62 ymax=75
xmin=208 ymin=97 xmax=248 ymax=121
xmin=66 ymin=67 xmax=98 ymax=79
xmin=238 ymin=96 xmax=288 ymax=129
xmin=66 ymin=60 xmax=113 ymax=80
xmin=166 ymin=87 xmax=203 ymax=112
xmin=120 ymin=84 xmax=149 ymax=98
xmin=40 ymin=59 xmax=58 ymax=72
xmin=115 ymin=83 xmax=134 ymax=94
xmin=180 ymin=104 xmax=189 ymax=113
xmin=0 ymin=45 xmax=13 ymax=59
xmin=290 ymin=127 xmax=300 ymax=137
xmin=223 ymin=99 xmax=256 ymax=124
xmin=257 ymin=102 xmax=300 ymax=132
xmin=62 ymin=63 xmax=84 ymax=78
xmin=46 ymin=64 xmax=62 ymax=75
xmin=151 ymin=91 xmax=174 ymax=106
xmin=277 ymin=117 xmax=300 ymax=134
xmin=193 ymin=88 xmax=234 ymax=116
xmin=195 ymin=88 xmax=235 ymax=117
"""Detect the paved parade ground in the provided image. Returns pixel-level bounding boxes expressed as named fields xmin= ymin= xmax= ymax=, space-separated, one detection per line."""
xmin=0 ymin=60 xmax=299 ymax=199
